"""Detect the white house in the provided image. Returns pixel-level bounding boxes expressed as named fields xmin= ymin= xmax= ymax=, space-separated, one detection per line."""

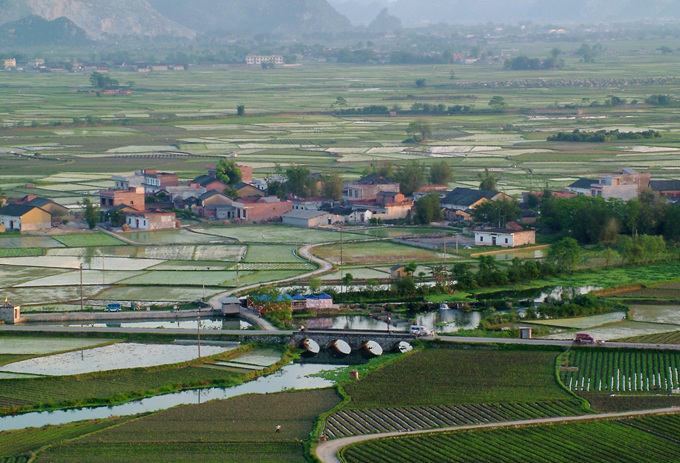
xmin=474 ymin=228 xmax=536 ymax=248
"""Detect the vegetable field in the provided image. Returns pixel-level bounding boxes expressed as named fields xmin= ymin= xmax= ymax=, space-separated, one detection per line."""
xmin=561 ymin=349 xmax=680 ymax=393
xmin=343 ymin=348 xmax=571 ymax=409
xmin=0 ymin=419 xmax=129 ymax=462
xmin=340 ymin=414 xmax=680 ymax=463
xmin=620 ymin=330 xmax=680 ymax=345
xmin=35 ymin=389 xmax=341 ymax=462
xmin=325 ymin=399 xmax=582 ymax=438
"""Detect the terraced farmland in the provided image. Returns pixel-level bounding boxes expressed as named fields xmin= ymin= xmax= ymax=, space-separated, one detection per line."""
xmin=340 ymin=414 xmax=680 ymax=463
xmin=561 ymin=349 xmax=680 ymax=393
xmin=324 ymin=399 xmax=582 ymax=438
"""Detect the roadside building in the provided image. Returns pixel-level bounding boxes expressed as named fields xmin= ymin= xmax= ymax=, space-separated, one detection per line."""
xmin=343 ymin=175 xmax=400 ymax=202
xmin=190 ymin=175 xmax=227 ymax=193
xmin=0 ymin=204 xmax=52 ymax=232
xmin=100 ymin=187 xmax=145 ymax=212
xmin=473 ymin=228 xmax=536 ymax=248
xmin=390 ymin=264 xmax=408 ymax=279
xmin=567 ymin=178 xmax=597 ymax=195
xmin=0 ymin=299 xmax=20 ymax=324
xmin=649 ymin=179 xmax=680 ymax=201
xmin=125 ymin=210 xmax=177 ymax=231
xmin=441 ymin=188 xmax=510 ymax=221
xmin=282 ymin=210 xmax=343 ymax=228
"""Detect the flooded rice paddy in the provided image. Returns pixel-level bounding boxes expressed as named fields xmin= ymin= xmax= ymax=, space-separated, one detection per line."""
xmin=1 ymin=342 xmax=236 ymax=376
xmin=0 ymin=337 xmax=112 ymax=355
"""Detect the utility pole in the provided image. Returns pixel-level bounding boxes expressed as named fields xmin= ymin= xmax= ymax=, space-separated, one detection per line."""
xmin=339 ymin=226 xmax=344 ymax=292
xmin=197 ymin=315 xmax=201 ymax=359
xmin=79 ymin=263 xmax=84 ymax=312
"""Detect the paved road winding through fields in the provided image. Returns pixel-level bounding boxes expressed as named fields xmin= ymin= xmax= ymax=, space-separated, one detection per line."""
xmin=315 ymin=407 xmax=680 ymax=463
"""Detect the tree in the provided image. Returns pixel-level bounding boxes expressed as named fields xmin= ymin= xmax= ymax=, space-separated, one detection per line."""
xmin=415 ymin=78 xmax=426 ymax=88
xmin=237 ymin=104 xmax=245 ymax=116
xmin=371 ymin=161 xmax=394 ymax=178
xmin=471 ymin=198 xmax=519 ymax=228
xmin=429 ymin=160 xmax=452 ymax=185
xmin=309 ymin=277 xmax=322 ymax=293
xmin=406 ymin=119 xmax=432 ymax=142
xmin=215 ymin=159 xmax=242 ymax=186
xmin=331 ymin=96 xmax=347 ymax=108
xmin=89 ymin=71 xmax=118 ymax=89
xmin=488 ymin=96 xmax=507 ymax=111
xmin=548 ymin=237 xmax=581 ymax=271
xmin=395 ymin=161 xmax=426 ymax=196
xmin=81 ymin=198 xmax=98 ymax=230
xmin=413 ymin=193 xmax=443 ymax=224
xmin=342 ymin=273 xmax=354 ymax=291
xmin=285 ymin=165 xmax=317 ymax=197
xmin=478 ymin=168 xmax=498 ymax=191
xmin=321 ymin=173 xmax=343 ymax=201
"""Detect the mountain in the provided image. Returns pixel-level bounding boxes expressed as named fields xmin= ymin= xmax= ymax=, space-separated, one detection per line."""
xmin=0 ymin=0 xmax=195 ymax=40
xmin=0 ymin=15 xmax=90 ymax=46
xmin=326 ymin=0 xmax=390 ymax=26
xmin=147 ymin=0 xmax=352 ymax=35
xmin=379 ymin=0 xmax=680 ymax=24
xmin=369 ymin=8 xmax=402 ymax=33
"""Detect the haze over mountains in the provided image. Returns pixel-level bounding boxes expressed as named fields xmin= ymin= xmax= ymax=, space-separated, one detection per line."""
xmin=0 ymin=0 xmax=678 ymax=43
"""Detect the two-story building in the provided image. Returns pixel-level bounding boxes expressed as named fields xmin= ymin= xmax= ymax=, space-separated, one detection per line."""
xmin=343 ymin=175 xmax=400 ymax=202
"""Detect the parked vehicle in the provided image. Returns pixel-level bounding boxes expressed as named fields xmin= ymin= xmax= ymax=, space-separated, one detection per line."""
xmin=105 ymin=303 xmax=122 ymax=312
xmin=574 ymin=333 xmax=595 ymax=345
xmin=410 ymin=325 xmax=431 ymax=336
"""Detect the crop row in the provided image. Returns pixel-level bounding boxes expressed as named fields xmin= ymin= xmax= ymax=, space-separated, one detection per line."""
xmin=561 ymin=349 xmax=680 ymax=392
xmin=343 ymin=349 xmax=569 ymax=410
xmin=35 ymin=442 xmax=305 ymax=463
xmin=236 ymin=263 xmax=314 ymax=271
xmin=341 ymin=414 xmax=680 ymax=463
xmin=620 ymin=331 xmax=680 ymax=345
xmin=325 ymin=399 xmax=582 ymax=438
xmin=0 ymin=419 xmax=126 ymax=460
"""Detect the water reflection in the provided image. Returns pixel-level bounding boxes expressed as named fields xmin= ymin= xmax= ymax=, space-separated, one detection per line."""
xmin=330 ymin=310 xmax=483 ymax=334
xmin=0 ymin=363 xmax=340 ymax=432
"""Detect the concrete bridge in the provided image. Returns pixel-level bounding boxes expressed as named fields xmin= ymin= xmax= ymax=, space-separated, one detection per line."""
xmin=289 ymin=329 xmax=415 ymax=352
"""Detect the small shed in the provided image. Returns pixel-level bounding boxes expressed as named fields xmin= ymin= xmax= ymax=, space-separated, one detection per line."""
xmin=519 ymin=327 xmax=533 ymax=339
xmin=0 ymin=299 xmax=20 ymax=324
xmin=221 ymin=297 xmax=242 ymax=315
xmin=390 ymin=264 xmax=407 ymax=279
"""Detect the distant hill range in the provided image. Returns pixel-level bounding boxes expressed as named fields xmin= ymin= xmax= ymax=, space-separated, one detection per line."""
xmin=0 ymin=15 xmax=90 ymax=46
xmin=0 ymin=0 xmax=195 ymax=40
xmin=146 ymin=0 xmax=352 ymax=35
xmin=329 ymin=0 xmax=680 ymax=24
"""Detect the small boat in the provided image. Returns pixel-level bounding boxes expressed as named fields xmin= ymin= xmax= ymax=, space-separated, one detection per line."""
xmin=394 ymin=341 xmax=413 ymax=354
xmin=327 ymin=339 xmax=351 ymax=356
xmin=300 ymin=338 xmax=320 ymax=354
xmin=361 ymin=340 xmax=383 ymax=357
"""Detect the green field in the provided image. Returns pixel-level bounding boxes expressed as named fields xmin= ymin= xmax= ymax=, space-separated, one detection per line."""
xmin=314 ymin=241 xmax=443 ymax=266
xmin=35 ymin=389 xmax=341 ymax=462
xmin=52 ymin=233 xmax=126 ymax=248
xmin=340 ymin=414 xmax=680 ymax=463
xmin=343 ymin=348 xmax=572 ymax=409
xmin=0 ymin=362 xmax=244 ymax=414
xmin=0 ymin=418 xmax=130 ymax=461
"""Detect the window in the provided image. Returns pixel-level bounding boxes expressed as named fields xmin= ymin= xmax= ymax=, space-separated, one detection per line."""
xmin=505 ymin=238 xmax=509 ymax=243
xmin=479 ymin=236 xmax=484 ymax=242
